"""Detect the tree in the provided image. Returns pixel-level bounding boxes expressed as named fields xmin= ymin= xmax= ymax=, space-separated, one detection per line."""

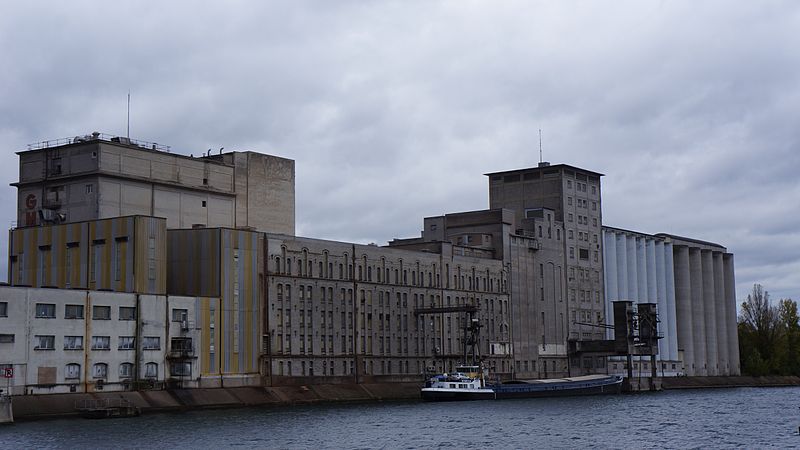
xmin=738 ymin=284 xmax=800 ymax=375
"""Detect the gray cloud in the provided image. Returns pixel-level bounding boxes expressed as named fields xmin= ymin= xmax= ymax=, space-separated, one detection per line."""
xmin=2 ymin=1 xmax=800 ymax=303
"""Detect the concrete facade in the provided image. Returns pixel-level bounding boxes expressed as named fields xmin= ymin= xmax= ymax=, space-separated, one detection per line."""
xmin=0 ymin=286 xmax=206 ymax=395
xmin=8 ymin=215 xmax=167 ymax=294
xmin=487 ymin=164 xmax=606 ymax=349
xmin=4 ymin=134 xmax=741 ymax=393
xmin=267 ymin=233 xmax=512 ymax=381
xmin=657 ymin=234 xmax=740 ymax=376
xmin=13 ymin=134 xmax=295 ymax=235
xmin=601 ymin=227 xmax=681 ymax=376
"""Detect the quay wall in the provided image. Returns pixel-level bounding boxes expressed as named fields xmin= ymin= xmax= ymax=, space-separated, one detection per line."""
xmin=9 ymin=383 xmax=422 ymax=421
xmin=8 ymin=376 xmax=800 ymax=421
xmin=661 ymin=376 xmax=800 ymax=389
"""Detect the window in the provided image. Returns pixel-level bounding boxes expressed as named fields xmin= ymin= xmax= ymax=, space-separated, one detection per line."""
xmin=35 ymin=335 xmax=55 ymax=350
xmin=118 ymin=336 xmax=135 ymax=350
xmin=143 ymin=337 xmax=161 ymax=350
xmin=568 ymin=213 xmax=573 ymax=222
xmin=119 ymin=363 xmax=133 ymax=378
xmin=569 ymin=247 xmax=575 ymax=259
xmin=170 ymin=362 xmax=191 ymax=376
xmin=171 ymin=337 xmax=192 ymax=352
xmin=119 ymin=307 xmax=136 ymax=321
xmin=93 ymin=363 xmax=108 ymax=379
xmin=0 ymin=301 xmax=6 ymax=317
xmin=65 ymin=363 xmax=81 ymax=380
xmin=93 ymin=305 xmax=111 ymax=320
xmin=86 ymin=184 xmax=93 ymax=194
xmin=0 ymin=334 xmax=14 ymax=343
xmin=579 ymin=248 xmax=590 ymax=260
xmin=144 ymin=362 xmax=158 ymax=378
xmin=172 ymin=308 xmax=188 ymax=322
xmin=201 ymin=200 xmax=207 ymax=207
xmin=64 ymin=304 xmax=84 ymax=319
xmin=64 ymin=336 xmax=83 ymax=350
xmin=35 ymin=303 xmax=56 ymax=318
xmin=91 ymin=336 xmax=110 ymax=350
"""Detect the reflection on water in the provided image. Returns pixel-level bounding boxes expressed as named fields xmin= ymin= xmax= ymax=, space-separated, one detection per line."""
xmin=2 ymin=387 xmax=797 ymax=449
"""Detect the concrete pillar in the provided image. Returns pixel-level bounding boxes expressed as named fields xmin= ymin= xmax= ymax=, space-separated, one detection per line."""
xmin=674 ymin=246 xmax=693 ymax=375
xmin=654 ymin=240 xmax=670 ymax=364
xmin=689 ymin=249 xmax=707 ymax=376
xmin=701 ymin=250 xmax=718 ymax=376
xmin=626 ymin=237 xmax=638 ymax=302
xmin=603 ymin=230 xmax=618 ymax=340
xmin=713 ymin=252 xmax=729 ymax=375
xmin=637 ymin=237 xmax=648 ymax=302
xmin=616 ymin=235 xmax=628 ymax=301
xmin=724 ymin=254 xmax=740 ymax=375
xmin=665 ymin=243 xmax=679 ymax=362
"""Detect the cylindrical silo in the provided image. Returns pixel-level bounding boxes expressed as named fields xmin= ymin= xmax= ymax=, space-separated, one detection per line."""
xmin=702 ymin=250 xmax=718 ymax=375
xmin=654 ymin=240 xmax=670 ymax=365
xmin=690 ymin=248 xmax=707 ymax=376
xmin=665 ymin=243 xmax=679 ymax=362
xmin=674 ymin=246 xmax=693 ymax=375
xmin=713 ymin=252 xmax=729 ymax=375
xmin=724 ymin=254 xmax=740 ymax=375
xmin=603 ymin=230 xmax=618 ymax=340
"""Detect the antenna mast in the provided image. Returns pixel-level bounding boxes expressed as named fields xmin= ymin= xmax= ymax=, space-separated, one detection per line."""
xmin=127 ymin=91 xmax=131 ymax=139
xmin=539 ymin=129 xmax=543 ymax=163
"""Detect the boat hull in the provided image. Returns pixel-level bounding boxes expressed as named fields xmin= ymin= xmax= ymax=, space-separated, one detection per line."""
xmin=421 ymin=375 xmax=622 ymax=401
xmin=420 ymin=388 xmax=495 ymax=401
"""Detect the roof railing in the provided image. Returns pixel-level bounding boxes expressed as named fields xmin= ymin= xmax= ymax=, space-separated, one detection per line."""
xmin=27 ymin=132 xmax=170 ymax=152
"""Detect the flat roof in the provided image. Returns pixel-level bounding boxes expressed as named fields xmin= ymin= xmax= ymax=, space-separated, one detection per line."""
xmin=654 ymin=233 xmax=726 ymax=250
xmin=485 ymin=163 xmax=604 ymax=178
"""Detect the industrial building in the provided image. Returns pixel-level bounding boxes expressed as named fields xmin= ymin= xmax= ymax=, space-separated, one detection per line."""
xmin=0 ymin=133 xmax=740 ymax=396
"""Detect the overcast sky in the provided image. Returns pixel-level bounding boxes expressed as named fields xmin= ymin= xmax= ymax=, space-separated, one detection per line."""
xmin=1 ymin=1 xmax=799 ymax=303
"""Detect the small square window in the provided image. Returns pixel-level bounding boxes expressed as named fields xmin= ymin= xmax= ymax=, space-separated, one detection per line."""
xmin=91 ymin=336 xmax=110 ymax=350
xmin=64 ymin=336 xmax=83 ymax=350
xmin=119 ymin=307 xmax=136 ymax=321
xmin=35 ymin=335 xmax=55 ymax=350
xmin=119 ymin=336 xmax=135 ymax=350
xmin=172 ymin=309 xmax=188 ymax=322
xmin=143 ymin=336 xmax=161 ymax=350
xmin=201 ymin=200 xmax=207 ymax=207
xmin=93 ymin=305 xmax=111 ymax=320
xmin=35 ymin=303 xmax=56 ymax=318
xmin=65 ymin=304 xmax=84 ymax=319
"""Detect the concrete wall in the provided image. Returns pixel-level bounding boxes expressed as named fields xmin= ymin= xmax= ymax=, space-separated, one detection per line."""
xmin=601 ymin=228 xmax=681 ymax=375
xmin=265 ymin=234 xmax=511 ymax=380
xmin=8 ymin=216 xmax=167 ymax=294
xmin=168 ymin=228 xmax=264 ymax=376
xmin=0 ymin=286 xmax=219 ymax=395
xmin=14 ymin=140 xmax=294 ymax=235
xmin=663 ymin=235 xmax=739 ymax=376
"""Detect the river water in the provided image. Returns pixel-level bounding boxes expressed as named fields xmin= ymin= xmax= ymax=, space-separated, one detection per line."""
xmin=2 ymin=387 xmax=798 ymax=449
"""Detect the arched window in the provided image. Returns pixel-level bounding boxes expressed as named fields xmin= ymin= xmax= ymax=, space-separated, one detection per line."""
xmin=144 ymin=362 xmax=158 ymax=379
xmin=119 ymin=363 xmax=133 ymax=378
xmin=92 ymin=363 xmax=108 ymax=379
xmin=65 ymin=363 xmax=81 ymax=380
